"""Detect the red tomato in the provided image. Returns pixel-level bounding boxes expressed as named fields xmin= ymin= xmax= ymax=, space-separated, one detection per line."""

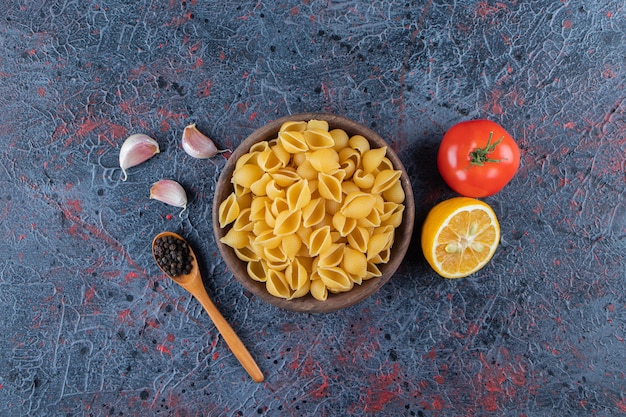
xmin=437 ymin=120 xmax=520 ymax=197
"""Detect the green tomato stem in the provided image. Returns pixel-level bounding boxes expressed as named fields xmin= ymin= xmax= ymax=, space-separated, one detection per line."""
xmin=469 ymin=131 xmax=506 ymax=166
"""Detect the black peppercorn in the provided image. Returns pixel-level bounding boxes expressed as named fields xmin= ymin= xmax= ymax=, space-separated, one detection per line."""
xmin=153 ymin=235 xmax=194 ymax=277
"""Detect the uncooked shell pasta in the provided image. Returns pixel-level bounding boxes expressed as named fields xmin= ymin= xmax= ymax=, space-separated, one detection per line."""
xmin=218 ymin=119 xmax=405 ymax=301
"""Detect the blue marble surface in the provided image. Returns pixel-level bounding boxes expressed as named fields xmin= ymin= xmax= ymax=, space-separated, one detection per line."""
xmin=1 ymin=1 xmax=625 ymax=415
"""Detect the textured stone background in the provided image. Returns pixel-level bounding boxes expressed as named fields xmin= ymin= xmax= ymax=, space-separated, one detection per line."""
xmin=0 ymin=1 xmax=625 ymax=416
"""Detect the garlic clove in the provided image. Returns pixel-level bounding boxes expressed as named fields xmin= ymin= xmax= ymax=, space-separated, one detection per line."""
xmin=150 ymin=179 xmax=188 ymax=215
xmin=182 ymin=123 xmax=230 ymax=159
xmin=119 ymin=133 xmax=160 ymax=181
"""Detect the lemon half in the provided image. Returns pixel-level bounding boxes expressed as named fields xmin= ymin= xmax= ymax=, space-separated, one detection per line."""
xmin=421 ymin=197 xmax=500 ymax=279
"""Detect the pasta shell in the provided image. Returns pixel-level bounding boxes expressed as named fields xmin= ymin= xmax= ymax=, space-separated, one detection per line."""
xmin=378 ymin=202 xmax=395 ymax=222
xmin=236 ymin=192 xmax=253 ymax=210
xmin=247 ymin=260 xmax=268 ymax=282
xmin=257 ymin=148 xmax=284 ymax=173
xmin=281 ymin=234 xmax=303 ymax=260
xmin=285 ymin=259 xmax=310 ymax=291
xmin=255 ymin=229 xmax=283 ymax=249
xmin=308 ymin=225 xmax=333 ymax=257
xmin=378 ymin=224 xmax=396 ymax=235
xmin=377 ymin=157 xmax=394 ymax=172
xmin=325 ymin=198 xmax=342 ymax=215
xmin=292 ymin=152 xmax=307 ymax=167
xmin=367 ymin=230 xmax=394 ymax=260
xmin=341 ymin=192 xmax=376 ymax=219
xmin=371 ymin=169 xmax=402 ymax=194
xmin=310 ymin=278 xmax=328 ymax=301
xmin=332 ymin=212 xmax=357 ymax=237
xmin=318 ymin=214 xmax=334 ymax=229
xmin=264 ymin=245 xmax=288 ymax=263
xmin=362 ymin=146 xmax=387 ymax=174
xmin=331 ymin=168 xmax=346 ymax=183
xmin=296 ymin=226 xmax=312 ymax=249
xmin=252 ymin=220 xmax=271 ymax=237
xmin=298 ymin=256 xmax=314 ymax=273
xmin=219 ymin=228 xmax=249 ymax=249
xmin=249 ymin=196 xmax=270 ymax=222
xmin=307 ymin=119 xmax=329 ymax=131
xmin=270 ymin=140 xmax=292 ymax=165
xmin=302 ymin=198 xmax=326 ymax=228
xmin=347 ymin=226 xmax=370 ymax=253
xmin=318 ymin=267 xmax=353 ymax=293
xmin=330 ymin=230 xmax=343 ymax=242
xmin=250 ymin=172 xmax=272 ymax=196
xmin=349 ymin=135 xmax=370 ymax=153
xmin=352 ymin=169 xmax=375 ymax=189
xmin=365 ymin=261 xmax=383 ymax=279
xmin=266 ymin=258 xmax=290 ymax=272
xmin=317 ymin=172 xmax=342 ymax=203
xmin=341 ymin=181 xmax=360 ymax=196
xmin=311 ymin=258 xmax=320 ymax=275
xmin=233 ymin=208 xmax=254 ymax=232
xmin=270 ymin=197 xmax=289 ymax=218
xmin=278 ymin=130 xmax=308 ymax=154
xmin=232 ymin=164 xmax=264 ymax=188
xmin=304 ymin=129 xmax=335 ymax=150
xmin=369 ymin=247 xmax=391 ymax=264
xmin=340 ymin=158 xmax=356 ymax=179
xmin=330 ymin=128 xmax=349 ymax=151
xmin=265 ymin=179 xmax=285 ymax=201
xmin=218 ymin=192 xmax=240 ymax=227
xmin=350 ymin=273 xmax=363 ymax=286
xmin=250 ymin=141 xmax=270 ymax=153
xmin=265 ymin=269 xmax=292 ymax=299
xmin=372 ymin=193 xmax=385 ymax=213
xmin=264 ymin=201 xmax=276 ymax=228
xmin=235 ymin=151 xmax=258 ymax=169
xmin=317 ymin=243 xmax=344 ymax=268
xmin=274 ymin=209 xmax=302 ymax=236
xmin=296 ymin=160 xmax=318 ymax=181
xmin=339 ymin=147 xmax=361 ymax=171
xmin=308 ymin=148 xmax=340 ymax=172
xmin=271 ymin=167 xmax=300 ymax=188
xmin=234 ymin=245 xmax=260 ymax=262
xmin=342 ymin=247 xmax=368 ymax=278
xmin=382 ymin=181 xmax=406 ymax=204
xmin=308 ymin=179 xmax=319 ymax=194
xmin=233 ymin=183 xmax=248 ymax=198
xmin=381 ymin=203 xmax=405 ymax=228
xmin=280 ymin=120 xmax=307 ymax=132
xmin=289 ymin=279 xmax=311 ymax=299
xmin=357 ymin=208 xmax=381 ymax=228
xmin=286 ymin=179 xmax=312 ymax=212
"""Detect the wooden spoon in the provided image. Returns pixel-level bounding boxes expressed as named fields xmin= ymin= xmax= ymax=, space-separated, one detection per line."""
xmin=152 ymin=231 xmax=264 ymax=383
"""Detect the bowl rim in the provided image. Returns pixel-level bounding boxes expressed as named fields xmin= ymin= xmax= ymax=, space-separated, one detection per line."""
xmin=212 ymin=112 xmax=415 ymax=313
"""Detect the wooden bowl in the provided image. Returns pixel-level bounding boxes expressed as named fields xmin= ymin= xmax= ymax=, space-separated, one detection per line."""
xmin=212 ymin=113 xmax=415 ymax=313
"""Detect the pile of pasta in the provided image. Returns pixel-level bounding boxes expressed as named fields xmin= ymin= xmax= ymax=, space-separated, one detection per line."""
xmin=218 ymin=119 xmax=405 ymax=301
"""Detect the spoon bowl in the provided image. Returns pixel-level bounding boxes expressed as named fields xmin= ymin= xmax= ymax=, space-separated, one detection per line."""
xmin=152 ymin=231 xmax=264 ymax=383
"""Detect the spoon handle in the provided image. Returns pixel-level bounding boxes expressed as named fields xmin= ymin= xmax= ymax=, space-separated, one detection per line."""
xmin=193 ymin=289 xmax=264 ymax=383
